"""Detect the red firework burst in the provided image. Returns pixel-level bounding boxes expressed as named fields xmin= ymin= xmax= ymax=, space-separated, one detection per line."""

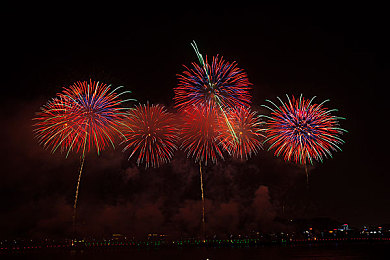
xmin=34 ymin=80 xmax=134 ymax=157
xmin=219 ymin=106 xmax=265 ymax=160
xmin=179 ymin=106 xmax=224 ymax=166
xmin=122 ymin=103 xmax=179 ymax=168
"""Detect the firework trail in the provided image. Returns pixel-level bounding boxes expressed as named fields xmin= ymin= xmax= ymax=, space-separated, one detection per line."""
xmin=122 ymin=103 xmax=179 ymax=168
xmin=219 ymin=106 xmax=265 ymax=160
xmin=34 ymin=79 xmax=134 ymax=230
xmin=262 ymin=94 xmax=347 ymax=183
xmin=179 ymin=106 xmax=224 ymax=240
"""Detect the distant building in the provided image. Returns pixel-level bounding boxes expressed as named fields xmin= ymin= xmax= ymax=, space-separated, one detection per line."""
xmin=147 ymin=234 xmax=167 ymax=241
xmin=340 ymin=224 xmax=349 ymax=231
xmin=112 ymin=234 xmax=127 ymax=241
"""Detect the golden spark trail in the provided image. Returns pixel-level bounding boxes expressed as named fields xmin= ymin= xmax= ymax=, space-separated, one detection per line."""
xmin=72 ymin=137 xmax=87 ymax=233
xmin=305 ymin=164 xmax=309 ymax=188
xmin=72 ymin=156 xmax=85 ymax=232
xmin=199 ymin=161 xmax=206 ymax=241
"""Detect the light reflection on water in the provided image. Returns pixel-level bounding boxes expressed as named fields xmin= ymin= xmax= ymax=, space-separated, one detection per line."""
xmin=1 ymin=243 xmax=389 ymax=259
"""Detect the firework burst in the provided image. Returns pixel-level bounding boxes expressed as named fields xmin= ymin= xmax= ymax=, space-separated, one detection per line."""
xmin=262 ymin=94 xmax=347 ymax=166
xmin=179 ymin=106 xmax=224 ymax=166
xmin=219 ymin=106 xmax=265 ymax=160
xmin=122 ymin=103 xmax=179 ymax=168
xmin=34 ymin=80 xmax=134 ymax=157
xmin=174 ymin=42 xmax=252 ymax=112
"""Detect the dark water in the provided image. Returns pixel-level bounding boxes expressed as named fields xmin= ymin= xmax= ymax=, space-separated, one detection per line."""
xmin=2 ymin=244 xmax=389 ymax=259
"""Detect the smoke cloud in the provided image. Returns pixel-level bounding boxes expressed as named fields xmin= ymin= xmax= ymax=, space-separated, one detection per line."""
xmin=0 ymin=100 xmax=307 ymax=239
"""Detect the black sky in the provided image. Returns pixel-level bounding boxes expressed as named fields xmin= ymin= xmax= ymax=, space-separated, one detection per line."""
xmin=1 ymin=3 xmax=389 ymax=238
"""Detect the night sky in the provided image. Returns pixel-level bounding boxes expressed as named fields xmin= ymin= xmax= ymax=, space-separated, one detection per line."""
xmin=1 ymin=4 xmax=388 ymax=239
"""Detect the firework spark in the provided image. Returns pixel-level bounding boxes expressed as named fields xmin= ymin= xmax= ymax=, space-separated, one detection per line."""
xmin=122 ymin=103 xmax=179 ymax=168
